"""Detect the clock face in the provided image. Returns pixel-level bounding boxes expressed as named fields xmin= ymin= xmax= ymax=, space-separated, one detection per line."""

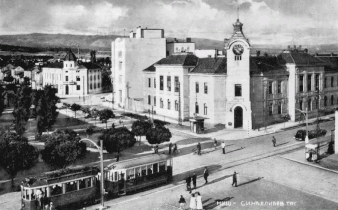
xmin=233 ymin=44 xmax=244 ymax=55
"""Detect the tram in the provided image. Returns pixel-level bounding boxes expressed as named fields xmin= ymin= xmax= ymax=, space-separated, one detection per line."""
xmin=20 ymin=154 xmax=173 ymax=210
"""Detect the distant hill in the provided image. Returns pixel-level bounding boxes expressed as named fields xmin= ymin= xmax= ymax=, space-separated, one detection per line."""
xmin=0 ymin=33 xmax=337 ymax=55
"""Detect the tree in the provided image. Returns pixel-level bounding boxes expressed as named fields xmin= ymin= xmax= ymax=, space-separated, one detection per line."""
xmin=98 ymin=127 xmax=136 ymax=161
xmin=146 ymin=125 xmax=172 ymax=146
xmin=34 ymin=86 xmax=59 ymax=135
xmin=12 ymin=82 xmax=32 ymax=136
xmin=0 ymin=85 xmax=4 ymax=118
xmin=0 ymin=132 xmax=38 ymax=188
xmin=98 ymin=109 xmax=115 ymax=129
xmin=281 ymin=114 xmax=291 ymax=128
xmin=41 ymin=129 xmax=87 ymax=169
xmin=131 ymin=120 xmax=152 ymax=145
xmin=91 ymin=108 xmax=99 ymax=125
xmin=70 ymin=103 xmax=82 ymax=119
xmin=85 ymin=125 xmax=95 ymax=138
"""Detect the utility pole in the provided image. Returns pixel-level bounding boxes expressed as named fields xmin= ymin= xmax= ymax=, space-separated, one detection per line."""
xmin=262 ymin=80 xmax=267 ymax=132
xmin=126 ymin=82 xmax=131 ymax=110
xmin=178 ymin=81 xmax=182 ymax=125
xmin=83 ymin=76 xmax=85 ymax=103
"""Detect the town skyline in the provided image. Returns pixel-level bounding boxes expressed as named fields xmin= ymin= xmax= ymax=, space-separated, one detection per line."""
xmin=0 ymin=0 xmax=337 ymax=45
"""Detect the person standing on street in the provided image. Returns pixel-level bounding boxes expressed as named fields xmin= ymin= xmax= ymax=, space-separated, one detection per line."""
xmin=196 ymin=192 xmax=203 ymax=210
xmin=197 ymin=143 xmax=201 ymax=155
xmin=221 ymin=141 xmax=226 ymax=154
xmin=203 ymin=167 xmax=209 ymax=184
xmin=178 ymin=195 xmax=186 ymax=210
xmin=192 ymin=172 xmax=197 ymax=189
xmin=186 ymin=174 xmax=192 ymax=192
xmin=169 ymin=142 xmax=172 ymax=154
xmin=232 ymin=171 xmax=238 ymax=187
xmin=214 ymin=138 xmax=217 ymax=150
xmin=189 ymin=193 xmax=197 ymax=210
xmin=272 ymin=136 xmax=276 ymax=147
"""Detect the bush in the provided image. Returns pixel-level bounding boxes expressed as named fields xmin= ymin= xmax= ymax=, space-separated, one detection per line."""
xmin=121 ymin=113 xmax=148 ymax=121
xmin=35 ymin=134 xmax=51 ymax=142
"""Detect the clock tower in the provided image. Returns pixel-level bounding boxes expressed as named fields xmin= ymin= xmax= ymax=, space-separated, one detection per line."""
xmin=224 ymin=18 xmax=252 ymax=130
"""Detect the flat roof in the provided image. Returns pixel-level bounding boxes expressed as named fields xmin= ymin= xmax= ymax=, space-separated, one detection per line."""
xmin=105 ymin=154 xmax=170 ymax=170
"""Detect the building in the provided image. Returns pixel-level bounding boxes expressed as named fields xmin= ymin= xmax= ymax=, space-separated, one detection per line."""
xmin=111 ymin=26 xmax=166 ymax=111
xmin=194 ymin=49 xmax=224 ymax=58
xmin=42 ymin=50 xmax=102 ymax=97
xmin=166 ymin=38 xmax=195 ymax=56
xmin=142 ymin=18 xmax=338 ymax=131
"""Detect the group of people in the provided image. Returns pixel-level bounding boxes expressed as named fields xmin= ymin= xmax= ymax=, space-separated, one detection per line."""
xmin=168 ymin=143 xmax=178 ymax=154
xmin=178 ymin=192 xmax=203 ymax=210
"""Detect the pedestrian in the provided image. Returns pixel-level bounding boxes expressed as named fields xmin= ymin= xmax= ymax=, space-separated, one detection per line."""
xmin=221 ymin=141 xmax=226 ymax=154
xmin=169 ymin=142 xmax=172 ymax=154
xmin=192 ymin=172 xmax=197 ymax=189
xmin=197 ymin=143 xmax=201 ymax=155
xmin=214 ymin=138 xmax=217 ymax=150
xmin=232 ymin=171 xmax=238 ymax=187
xmin=178 ymin=195 xmax=186 ymax=210
xmin=203 ymin=167 xmax=209 ymax=184
xmin=196 ymin=192 xmax=203 ymax=210
xmin=186 ymin=174 xmax=192 ymax=192
xmin=173 ymin=144 xmax=178 ymax=154
xmin=272 ymin=136 xmax=276 ymax=147
xmin=189 ymin=193 xmax=197 ymax=210
xmin=154 ymin=144 xmax=159 ymax=154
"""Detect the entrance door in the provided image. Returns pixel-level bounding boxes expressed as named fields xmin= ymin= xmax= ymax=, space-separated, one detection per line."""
xmin=65 ymin=85 xmax=69 ymax=95
xmin=234 ymin=106 xmax=243 ymax=128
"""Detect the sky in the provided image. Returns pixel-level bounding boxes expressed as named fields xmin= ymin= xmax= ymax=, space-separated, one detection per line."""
xmin=0 ymin=0 xmax=338 ymax=45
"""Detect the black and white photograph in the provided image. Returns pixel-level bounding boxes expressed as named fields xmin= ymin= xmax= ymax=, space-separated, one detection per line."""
xmin=0 ymin=0 xmax=338 ymax=209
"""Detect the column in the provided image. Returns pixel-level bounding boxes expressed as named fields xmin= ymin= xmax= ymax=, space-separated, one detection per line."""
xmin=62 ymin=183 xmax=66 ymax=194
xmin=46 ymin=186 xmax=51 ymax=197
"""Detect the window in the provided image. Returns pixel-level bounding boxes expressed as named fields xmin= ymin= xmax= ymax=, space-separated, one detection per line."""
xmin=154 ymin=78 xmax=156 ymax=88
xmin=277 ymin=81 xmax=281 ymax=93
xmin=98 ymin=75 xmax=100 ymax=80
xmin=332 ymin=77 xmax=334 ymax=87
xmin=204 ymin=83 xmax=208 ymax=94
xmin=235 ymin=55 xmax=242 ymax=60
xmin=299 ymin=99 xmax=303 ymax=110
xmin=195 ymin=82 xmax=199 ymax=93
xmin=268 ymin=81 xmax=273 ymax=94
xmin=160 ymin=76 xmax=163 ymax=90
xmin=148 ymin=95 xmax=151 ymax=105
xmin=94 ymin=83 xmax=96 ymax=89
xmin=154 ymin=96 xmax=156 ymax=106
xmin=175 ymin=100 xmax=178 ymax=111
xmin=235 ymin=84 xmax=242 ymax=97
xmin=315 ymin=74 xmax=319 ymax=91
xmin=324 ymin=96 xmax=327 ymax=106
xmin=94 ymin=75 xmax=96 ymax=80
xmin=204 ymin=104 xmax=207 ymax=115
xmin=119 ymin=61 xmax=123 ymax=70
xmin=76 ymin=85 xmax=80 ymax=90
xmin=307 ymin=75 xmax=312 ymax=91
xmin=308 ymin=99 xmax=311 ymax=111
xmin=166 ymin=51 xmax=169 ymax=56
xmin=148 ymin=78 xmax=151 ymax=88
xmin=65 ymin=182 xmax=77 ymax=193
xmin=195 ymin=102 xmax=199 ymax=114
xmin=278 ymin=101 xmax=282 ymax=114
xmin=299 ymin=75 xmax=303 ymax=92
xmin=98 ymin=83 xmax=100 ymax=88
xmin=65 ymin=76 xmax=68 ymax=81
xmin=160 ymin=98 xmax=163 ymax=108
xmin=167 ymin=76 xmax=171 ymax=91
xmin=90 ymin=84 xmax=92 ymax=89
xmin=90 ymin=76 xmax=92 ymax=81
xmin=331 ymin=95 xmax=334 ymax=105
xmin=76 ymin=76 xmax=80 ymax=81
xmin=324 ymin=77 xmax=327 ymax=88
xmin=119 ymin=75 xmax=122 ymax=83
xmin=119 ymin=90 xmax=122 ymax=103
xmin=174 ymin=77 xmax=179 ymax=92
xmin=269 ymin=103 xmax=273 ymax=116
xmin=70 ymin=64 xmax=72 ymax=68
xmin=167 ymin=99 xmax=171 ymax=110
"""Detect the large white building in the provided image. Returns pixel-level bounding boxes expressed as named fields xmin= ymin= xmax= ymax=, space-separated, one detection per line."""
xmin=42 ymin=51 xmax=102 ymax=97
xmin=111 ymin=27 xmax=166 ymax=110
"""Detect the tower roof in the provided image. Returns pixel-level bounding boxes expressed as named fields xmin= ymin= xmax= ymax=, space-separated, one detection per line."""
xmin=224 ymin=18 xmax=250 ymax=49
xmin=64 ymin=50 xmax=77 ymax=61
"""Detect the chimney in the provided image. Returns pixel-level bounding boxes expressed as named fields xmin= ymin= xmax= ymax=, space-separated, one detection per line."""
xmin=186 ymin=37 xmax=191 ymax=42
xmin=174 ymin=38 xmax=178 ymax=42
xmin=256 ymin=50 xmax=261 ymax=57
xmin=298 ymin=45 xmax=302 ymax=50
xmin=287 ymin=45 xmax=291 ymax=50
xmin=90 ymin=50 xmax=96 ymax=63
xmin=214 ymin=49 xmax=218 ymax=59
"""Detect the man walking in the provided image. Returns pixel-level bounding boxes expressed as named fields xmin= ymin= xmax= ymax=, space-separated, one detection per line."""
xmin=203 ymin=167 xmax=209 ymax=184
xmin=214 ymin=138 xmax=217 ymax=150
xmin=232 ymin=171 xmax=238 ymax=187
xmin=178 ymin=195 xmax=186 ymax=210
xmin=272 ymin=136 xmax=276 ymax=147
xmin=192 ymin=172 xmax=197 ymax=189
xmin=221 ymin=141 xmax=226 ymax=154
xmin=186 ymin=174 xmax=192 ymax=192
xmin=197 ymin=142 xmax=201 ymax=155
xmin=169 ymin=142 xmax=172 ymax=154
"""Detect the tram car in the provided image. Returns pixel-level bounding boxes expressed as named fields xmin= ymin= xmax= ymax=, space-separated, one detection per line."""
xmin=21 ymin=154 xmax=172 ymax=210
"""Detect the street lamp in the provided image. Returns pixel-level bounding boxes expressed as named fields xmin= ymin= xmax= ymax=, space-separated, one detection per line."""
xmin=79 ymin=138 xmax=105 ymax=210
xmin=295 ymin=107 xmax=309 ymax=143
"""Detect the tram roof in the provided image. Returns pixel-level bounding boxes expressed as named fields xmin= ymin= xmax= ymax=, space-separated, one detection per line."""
xmin=105 ymin=154 xmax=171 ymax=171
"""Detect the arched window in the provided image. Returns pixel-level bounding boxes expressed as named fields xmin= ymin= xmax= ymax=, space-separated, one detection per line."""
xmin=90 ymin=76 xmax=92 ymax=81
xmin=154 ymin=96 xmax=156 ymax=106
xmin=324 ymin=96 xmax=327 ymax=106
xmin=94 ymin=76 xmax=96 ymax=80
xmin=269 ymin=102 xmax=273 ymax=116
xmin=98 ymin=83 xmax=100 ymax=88
xmin=94 ymin=83 xmax=96 ymax=89
xmin=278 ymin=101 xmax=282 ymax=114
xmin=195 ymin=102 xmax=199 ymax=114
xmin=90 ymin=84 xmax=92 ymax=89
xmin=175 ymin=100 xmax=178 ymax=111
xmin=148 ymin=95 xmax=151 ymax=105
xmin=160 ymin=98 xmax=163 ymax=108
xmin=331 ymin=95 xmax=334 ymax=105
xmin=204 ymin=104 xmax=207 ymax=115
xmin=168 ymin=99 xmax=171 ymax=110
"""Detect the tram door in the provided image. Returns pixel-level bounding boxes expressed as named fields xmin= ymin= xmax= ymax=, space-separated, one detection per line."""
xmin=118 ymin=171 xmax=126 ymax=194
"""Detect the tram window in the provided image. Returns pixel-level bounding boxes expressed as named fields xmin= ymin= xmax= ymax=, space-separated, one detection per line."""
xmin=79 ymin=179 xmax=86 ymax=189
xmin=114 ymin=172 xmax=118 ymax=181
xmin=65 ymin=181 xmax=77 ymax=192
xmin=127 ymin=168 xmax=135 ymax=180
xmin=51 ymin=185 xmax=62 ymax=196
xmin=153 ymin=163 xmax=158 ymax=173
xmin=147 ymin=166 xmax=153 ymax=175
xmin=23 ymin=189 xmax=29 ymax=200
xmin=87 ymin=178 xmax=92 ymax=188
xmin=141 ymin=166 xmax=147 ymax=176
xmin=136 ymin=167 xmax=141 ymax=177
xmin=159 ymin=162 xmax=166 ymax=173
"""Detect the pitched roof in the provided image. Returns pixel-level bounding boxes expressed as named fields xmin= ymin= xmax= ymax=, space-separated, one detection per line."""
xmin=80 ymin=62 xmax=101 ymax=70
xmin=277 ymin=51 xmax=325 ymax=66
xmin=43 ymin=62 xmax=63 ymax=68
xmin=316 ymin=56 xmax=338 ymax=72
xmin=64 ymin=50 xmax=77 ymax=61
xmin=143 ymin=64 xmax=156 ymax=72
xmin=189 ymin=57 xmax=227 ymax=74
xmin=155 ymin=53 xmax=199 ymax=66
xmin=250 ymin=56 xmax=287 ymax=73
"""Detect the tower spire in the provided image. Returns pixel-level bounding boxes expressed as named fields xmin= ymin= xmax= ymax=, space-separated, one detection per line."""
xmin=237 ymin=0 xmax=239 ymax=20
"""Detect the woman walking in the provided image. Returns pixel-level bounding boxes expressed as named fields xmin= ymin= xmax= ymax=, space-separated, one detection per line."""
xmin=179 ymin=195 xmax=186 ymax=210
xmin=189 ymin=193 xmax=197 ymax=210
xmin=196 ymin=192 xmax=203 ymax=210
